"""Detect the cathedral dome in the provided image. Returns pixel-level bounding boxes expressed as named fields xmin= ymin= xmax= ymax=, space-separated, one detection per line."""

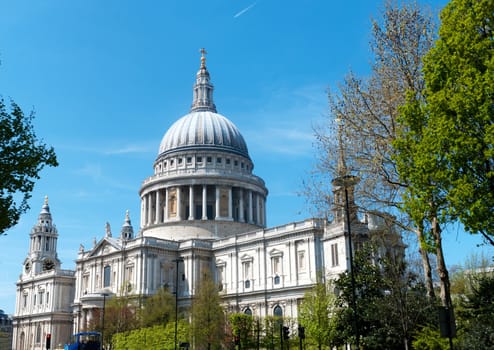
xmin=158 ymin=111 xmax=249 ymax=158
xmin=158 ymin=49 xmax=249 ymax=160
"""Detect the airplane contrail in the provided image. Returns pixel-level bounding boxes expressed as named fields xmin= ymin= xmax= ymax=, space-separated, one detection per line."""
xmin=234 ymin=1 xmax=258 ymax=18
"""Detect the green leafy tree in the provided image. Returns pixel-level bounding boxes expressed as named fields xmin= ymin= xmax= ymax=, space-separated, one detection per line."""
xmin=191 ymin=271 xmax=225 ymax=350
xmin=229 ymin=313 xmax=259 ymax=349
xmin=0 ymin=98 xmax=58 ymax=235
xmin=298 ymin=278 xmax=337 ymax=349
xmin=406 ymin=0 xmax=493 ymax=243
xmin=262 ymin=316 xmax=282 ymax=350
xmin=412 ymin=326 xmax=451 ymax=350
xmin=333 ymin=244 xmax=436 ymax=350
xmin=394 ymin=0 xmax=494 ymax=316
xmin=140 ymin=286 xmax=175 ymax=327
xmin=456 ymin=274 xmax=494 ymax=349
xmin=87 ymin=294 xmax=139 ymax=350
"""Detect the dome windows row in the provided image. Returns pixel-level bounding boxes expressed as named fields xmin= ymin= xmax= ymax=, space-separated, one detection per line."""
xmin=154 ymin=153 xmax=252 ymax=175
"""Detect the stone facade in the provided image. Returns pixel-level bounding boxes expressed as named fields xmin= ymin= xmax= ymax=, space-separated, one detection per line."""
xmin=13 ymin=52 xmax=403 ymax=348
xmin=12 ymin=198 xmax=75 ymax=350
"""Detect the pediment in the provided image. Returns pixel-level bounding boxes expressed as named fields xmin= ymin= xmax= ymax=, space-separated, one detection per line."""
xmin=268 ymin=248 xmax=283 ymax=257
xmin=88 ymin=237 xmax=122 ymax=257
xmin=240 ymin=254 xmax=253 ymax=262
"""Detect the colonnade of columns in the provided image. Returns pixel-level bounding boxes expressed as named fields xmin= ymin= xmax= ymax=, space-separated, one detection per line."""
xmin=140 ymin=185 xmax=266 ymax=228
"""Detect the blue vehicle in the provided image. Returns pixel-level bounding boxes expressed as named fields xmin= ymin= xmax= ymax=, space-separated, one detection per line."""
xmin=64 ymin=332 xmax=102 ymax=350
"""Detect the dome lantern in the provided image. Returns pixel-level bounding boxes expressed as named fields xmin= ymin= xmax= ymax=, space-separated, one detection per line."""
xmin=190 ymin=48 xmax=217 ymax=113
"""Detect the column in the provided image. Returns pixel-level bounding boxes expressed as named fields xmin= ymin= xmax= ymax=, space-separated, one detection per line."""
xmin=263 ymin=196 xmax=267 ymax=227
xmin=155 ymin=190 xmax=161 ymax=224
xmin=164 ymin=188 xmax=169 ymax=221
xmin=248 ymin=191 xmax=253 ymax=224
xmin=140 ymin=196 xmax=145 ymax=228
xmin=256 ymin=194 xmax=261 ymax=226
xmin=177 ymin=186 xmax=182 ymax=220
xmin=202 ymin=185 xmax=208 ymax=220
xmin=147 ymin=194 xmax=152 ymax=226
xmin=228 ymin=187 xmax=233 ymax=220
xmin=215 ymin=186 xmax=220 ymax=220
xmin=189 ymin=186 xmax=195 ymax=220
xmin=239 ymin=188 xmax=244 ymax=222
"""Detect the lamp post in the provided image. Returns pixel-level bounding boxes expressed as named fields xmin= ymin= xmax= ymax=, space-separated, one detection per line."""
xmin=174 ymin=257 xmax=184 ymax=350
xmin=334 ymin=175 xmax=360 ymax=350
xmin=100 ymin=292 xmax=110 ymax=350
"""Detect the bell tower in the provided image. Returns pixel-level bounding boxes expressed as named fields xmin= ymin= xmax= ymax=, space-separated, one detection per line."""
xmin=23 ymin=196 xmax=61 ymax=277
xmin=13 ymin=197 xmax=75 ymax=350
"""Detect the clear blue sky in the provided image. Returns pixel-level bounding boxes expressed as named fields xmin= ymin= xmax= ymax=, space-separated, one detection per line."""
xmin=1 ymin=0 xmax=491 ymax=315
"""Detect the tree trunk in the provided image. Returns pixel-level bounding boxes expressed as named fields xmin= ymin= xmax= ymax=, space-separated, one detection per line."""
xmin=431 ymin=216 xmax=453 ymax=310
xmin=417 ymin=227 xmax=435 ymax=299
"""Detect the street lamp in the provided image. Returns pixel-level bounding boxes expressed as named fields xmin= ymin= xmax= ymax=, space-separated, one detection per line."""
xmin=174 ymin=257 xmax=184 ymax=350
xmin=100 ymin=292 xmax=110 ymax=350
xmin=333 ymin=174 xmax=360 ymax=350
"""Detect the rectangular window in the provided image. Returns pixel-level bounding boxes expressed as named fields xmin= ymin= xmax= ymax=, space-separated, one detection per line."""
xmin=243 ymin=262 xmax=251 ymax=280
xmin=23 ymin=294 xmax=27 ymax=308
xmin=272 ymin=257 xmax=281 ymax=275
xmin=46 ymin=291 xmax=49 ymax=305
xmin=331 ymin=243 xmax=339 ymax=267
xmin=217 ymin=157 xmax=222 ymax=163
xmin=45 ymin=237 xmax=50 ymax=251
xmin=104 ymin=266 xmax=111 ymax=287
xmin=82 ymin=274 xmax=89 ymax=293
xmin=298 ymin=251 xmax=306 ymax=271
xmin=207 ymin=156 xmax=212 ymax=163
xmin=217 ymin=265 xmax=225 ymax=291
xmin=186 ymin=157 xmax=192 ymax=164
xmin=125 ymin=266 xmax=134 ymax=283
xmin=197 ymin=156 xmax=202 ymax=163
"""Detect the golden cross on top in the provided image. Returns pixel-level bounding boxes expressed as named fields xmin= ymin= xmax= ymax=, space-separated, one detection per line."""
xmin=200 ymin=48 xmax=207 ymax=66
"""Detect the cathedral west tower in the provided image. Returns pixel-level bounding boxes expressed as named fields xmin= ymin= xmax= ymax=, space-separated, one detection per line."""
xmin=12 ymin=197 xmax=75 ymax=350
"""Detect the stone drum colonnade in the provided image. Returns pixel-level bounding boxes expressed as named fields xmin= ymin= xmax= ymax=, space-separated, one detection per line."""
xmin=140 ymin=184 xmax=266 ymax=228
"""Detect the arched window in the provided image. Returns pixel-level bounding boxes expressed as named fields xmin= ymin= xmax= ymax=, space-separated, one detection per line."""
xmin=244 ymin=307 xmax=252 ymax=316
xmin=104 ymin=265 xmax=111 ymax=287
xmin=273 ymin=305 xmax=283 ymax=317
xmin=274 ymin=275 xmax=280 ymax=285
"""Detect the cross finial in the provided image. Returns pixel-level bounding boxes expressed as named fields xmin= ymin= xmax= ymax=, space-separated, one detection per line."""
xmin=200 ymin=48 xmax=207 ymax=67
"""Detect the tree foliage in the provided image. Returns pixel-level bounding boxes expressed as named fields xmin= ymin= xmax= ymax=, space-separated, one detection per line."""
xmin=229 ymin=313 xmax=259 ymax=349
xmin=140 ymin=286 xmax=175 ymax=327
xmin=0 ymin=98 xmax=58 ymax=234
xmin=87 ymin=294 xmax=139 ymax=350
xmin=455 ymin=274 xmax=494 ymax=349
xmin=333 ymin=244 xmax=436 ymax=350
xmin=190 ymin=271 xmax=225 ymax=350
xmin=397 ymin=0 xmax=494 ymax=243
xmin=113 ymin=321 xmax=189 ymax=350
xmin=298 ymin=278 xmax=337 ymax=349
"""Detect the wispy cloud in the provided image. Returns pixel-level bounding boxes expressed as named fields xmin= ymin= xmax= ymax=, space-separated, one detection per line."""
xmin=103 ymin=144 xmax=154 ymax=155
xmin=234 ymin=2 xmax=258 ymax=18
